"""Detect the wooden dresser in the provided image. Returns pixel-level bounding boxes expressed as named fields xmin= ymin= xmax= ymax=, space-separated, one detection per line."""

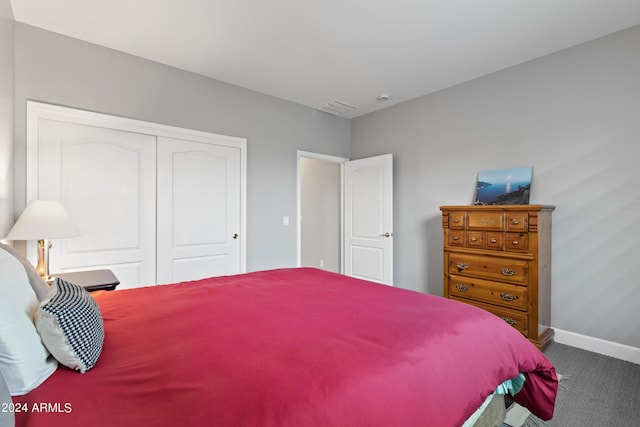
xmin=440 ymin=205 xmax=555 ymax=349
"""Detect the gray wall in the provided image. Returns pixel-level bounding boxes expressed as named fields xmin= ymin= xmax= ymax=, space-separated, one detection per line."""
xmin=0 ymin=0 xmax=13 ymax=238
xmin=12 ymin=23 xmax=351 ymax=273
xmin=351 ymin=25 xmax=640 ymax=348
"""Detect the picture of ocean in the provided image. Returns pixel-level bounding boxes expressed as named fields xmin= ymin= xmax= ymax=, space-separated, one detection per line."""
xmin=474 ymin=167 xmax=532 ymax=205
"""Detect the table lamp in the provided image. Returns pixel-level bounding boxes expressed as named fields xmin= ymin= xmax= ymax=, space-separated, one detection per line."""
xmin=5 ymin=200 xmax=80 ymax=280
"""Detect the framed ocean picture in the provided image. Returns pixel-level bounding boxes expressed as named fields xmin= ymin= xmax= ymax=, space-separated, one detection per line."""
xmin=473 ymin=167 xmax=532 ymax=205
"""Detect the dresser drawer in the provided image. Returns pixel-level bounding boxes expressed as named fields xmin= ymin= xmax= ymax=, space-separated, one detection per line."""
xmin=467 ymin=231 xmax=484 ymax=248
xmin=449 ymin=212 xmax=466 ymax=229
xmin=452 ymin=297 xmax=529 ymax=336
xmin=448 ymin=230 xmax=466 ymax=247
xmin=506 ymin=212 xmax=528 ymax=231
xmin=506 ymin=232 xmax=529 ymax=252
xmin=448 ymin=274 xmax=528 ymax=311
xmin=467 ymin=211 xmax=504 ymax=230
xmin=448 ymin=253 xmax=529 ymax=284
xmin=486 ymin=232 xmax=505 ymax=250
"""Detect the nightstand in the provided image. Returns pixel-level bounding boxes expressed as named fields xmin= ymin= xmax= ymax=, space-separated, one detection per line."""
xmin=50 ymin=269 xmax=120 ymax=292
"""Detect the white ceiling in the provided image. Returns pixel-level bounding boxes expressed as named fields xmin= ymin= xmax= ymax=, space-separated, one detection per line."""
xmin=9 ymin=0 xmax=640 ymax=118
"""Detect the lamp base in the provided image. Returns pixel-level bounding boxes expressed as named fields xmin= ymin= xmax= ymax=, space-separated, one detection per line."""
xmin=35 ymin=239 xmax=52 ymax=281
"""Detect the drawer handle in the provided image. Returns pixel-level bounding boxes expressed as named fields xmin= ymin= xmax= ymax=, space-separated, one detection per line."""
xmin=453 ymin=236 xmax=460 ymax=240
xmin=500 ymin=267 xmax=517 ymax=276
xmin=455 ymin=284 xmax=469 ymax=292
xmin=501 ymin=317 xmax=518 ymax=326
xmin=470 ymin=237 xmax=478 ymax=242
xmin=456 ymin=262 xmax=470 ymax=270
xmin=511 ymin=219 xmax=519 ymax=225
xmin=512 ymin=240 xmax=519 ymax=245
xmin=500 ymin=293 xmax=519 ymax=302
xmin=490 ymin=238 xmax=497 ymax=243
xmin=453 ymin=218 xmax=460 ymax=223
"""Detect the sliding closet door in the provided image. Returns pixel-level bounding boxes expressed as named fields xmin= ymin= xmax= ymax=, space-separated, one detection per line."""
xmin=156 ymin=137 xmax=242 ymax=284
xmin=37 ymin=119 xmax=157 ymax=288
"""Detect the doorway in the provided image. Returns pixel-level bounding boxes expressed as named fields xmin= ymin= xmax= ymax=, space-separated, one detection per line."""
xmin=297 ymin=151 xmax=394 ymax=285
xmin=297 ymin=151 xmax=347 ymax=273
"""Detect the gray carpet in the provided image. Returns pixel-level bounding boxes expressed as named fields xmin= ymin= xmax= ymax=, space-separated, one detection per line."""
xmin=513 ymin=343 xmax=640 ymax=426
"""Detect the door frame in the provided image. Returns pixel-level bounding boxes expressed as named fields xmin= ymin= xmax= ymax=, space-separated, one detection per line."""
xmin=26 ymin=101 xmax=248 ymax=272
xmin=296 ymin=151 xmax=348 ymax=270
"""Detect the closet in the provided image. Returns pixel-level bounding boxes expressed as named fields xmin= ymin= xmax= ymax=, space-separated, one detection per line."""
xmin=26 ymin=101 xmax=246 ymax=289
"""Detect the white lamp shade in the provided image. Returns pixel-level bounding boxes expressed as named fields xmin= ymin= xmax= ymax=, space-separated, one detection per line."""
xmin=5 ymin=200 xmax=80 ymax=240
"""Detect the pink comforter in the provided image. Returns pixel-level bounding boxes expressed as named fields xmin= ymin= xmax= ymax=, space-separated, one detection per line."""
xmin=14 ymin=268 xmax=556 ymax=426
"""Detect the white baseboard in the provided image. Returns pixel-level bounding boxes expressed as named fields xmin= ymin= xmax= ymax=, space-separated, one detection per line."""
xmin=553 ymin=328 xmax=640 ymax=365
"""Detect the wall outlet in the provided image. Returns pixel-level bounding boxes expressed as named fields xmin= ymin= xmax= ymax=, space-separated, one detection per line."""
xmin=319 ymin=259 xmax=324 ymax=268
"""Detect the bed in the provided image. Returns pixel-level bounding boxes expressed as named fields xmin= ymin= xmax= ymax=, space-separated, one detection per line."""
xmin=2 ymin=248 xmax=557 ymax=427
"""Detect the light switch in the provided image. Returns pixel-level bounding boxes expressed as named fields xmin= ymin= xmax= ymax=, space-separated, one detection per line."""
xmin=283 ymin=216 xmax=290 ymax=226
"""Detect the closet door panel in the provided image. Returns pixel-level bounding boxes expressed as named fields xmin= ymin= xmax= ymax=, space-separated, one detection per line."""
xmin=172 ymin=150 xmax=227 ymax=245
xmin=156 ymin=137 xmax=241 ymax=284
xmin=37 ymin=119 xmax=157 ymax=288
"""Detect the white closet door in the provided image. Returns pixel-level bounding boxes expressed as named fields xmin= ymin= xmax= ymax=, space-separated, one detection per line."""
xmin=37 ymin=119 xmax=157 ymax=288
xmin=156 ymin=137 xmax=242 ymax=284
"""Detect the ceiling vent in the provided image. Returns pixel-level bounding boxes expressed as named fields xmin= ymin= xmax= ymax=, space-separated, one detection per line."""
xmin=317 ymin=99 xmax=357 ymax=116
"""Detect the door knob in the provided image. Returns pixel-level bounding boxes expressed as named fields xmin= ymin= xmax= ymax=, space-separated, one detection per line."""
xmin=232 ymin=233 xmax=238 ymax=239
xmin=379 ymin=232 xmax=391 ymax=238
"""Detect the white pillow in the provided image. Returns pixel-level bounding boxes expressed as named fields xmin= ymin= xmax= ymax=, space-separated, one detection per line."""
xmin=0 ymin=248 xmax=57 ymax=396
xmin=0 ymin=370 xmax=14 ymax=427
xmin=35 ymin=278 xmax=104 ymax=373
xmin=0 ymin=243 xmax=49 ymax=301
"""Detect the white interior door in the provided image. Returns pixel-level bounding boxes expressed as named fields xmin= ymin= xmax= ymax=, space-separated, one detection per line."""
xmin=343 ymin=154 xmax=393 ymax=285
xmin=37 ymin=119 xmax=157 ymax=288
xmin=156 ymin=137 xmax=242 ymax=284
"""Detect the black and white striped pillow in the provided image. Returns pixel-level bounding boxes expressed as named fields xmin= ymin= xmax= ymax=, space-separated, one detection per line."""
xmin=35 ymin=278 xmax=104 ymax=373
